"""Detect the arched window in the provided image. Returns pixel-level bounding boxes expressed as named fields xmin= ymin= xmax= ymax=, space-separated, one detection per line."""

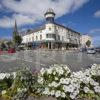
xmin=40 ymin=35 xmax=42 ymax=40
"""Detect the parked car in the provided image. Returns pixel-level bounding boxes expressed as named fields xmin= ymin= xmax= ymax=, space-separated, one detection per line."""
xmin=87 ymin=48 xmax=96 ymax=54
xmin=0 ymin=49 xmax=3 ymax=55
xmin=95 ymin=48 xmax=100 ymax=53
xmin=80 ymin=48 xmax=87 ymax=52
xmin=8 ymin=48 xmax=16 ymax=53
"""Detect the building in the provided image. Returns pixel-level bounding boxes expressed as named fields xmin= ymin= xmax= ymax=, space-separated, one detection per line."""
xmin=20 ymin=8 xmax=81 ymax=49
xmin=81 ymin=35 xmax=92 ymax=48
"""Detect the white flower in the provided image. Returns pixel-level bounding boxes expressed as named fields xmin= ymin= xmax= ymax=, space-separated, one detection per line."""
xmin=51 ymin=81 xmax=59 ymax=87
xmin=60 ymin=78 xmax=70 ymax=85
xmin=83 ymin=87 xmax=92 ymax=93
xmin=55 ymin=77 xmax=58 ymax=81
xmin=17 ymin=88 xmax=27 ymax=92
xmin=12 ymin=72 xmax=16 ymax=78
xmin=63 ymin=85 xmax=69 ymax=92
xmin=17 ymin=88 xmax=21 ymax=92
xmin=61 ymin=92 xmax=66 ymax=98
xmin=38 ymin=77 xmax=43 ymax=84
xmin=55 ymin=91 xmax=61 ymax=97
xmin=47 ymin=68 xmax=52 ymax=74
xmin=63 ymin=85 xmax=75 ymax=93
xmin=50 ymin=90 xmax=55 ymax=96
xmin=70 ymin=93 xmax=76 ymax=99
xmin=68 ymin=84 xmax=75 ymax=93
xmin=2 ymin=90 xmax=7 ymax=95
xmin=94 ymin=86 xmax=100 ymax=93
xmin=91 ymin=64 xmax=97 ymax=69
xmin=43 ymin=87 xmax=50 ymax=95
xmin=90 ymin=79 xmax=99 ymax=86
xmin=40 ymin=68 xmax=46 ymax=75
xmin=0 ymin=73 xmax=10 ymax=80
xmin=91 ymin=70 xmax=97 ymax=75
xmin=83 ymin=76 xmax=90 ymax=84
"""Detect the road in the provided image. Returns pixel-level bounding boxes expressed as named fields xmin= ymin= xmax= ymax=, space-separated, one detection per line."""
xmin=0 ymin=50 xmax=100 ymax=73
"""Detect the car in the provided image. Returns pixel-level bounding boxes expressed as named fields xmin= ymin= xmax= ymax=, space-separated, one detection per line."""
xmin=95 ymin=48 xmax=100 ymax=53
xmin=0 ymin=49 xmax=3 ymax=55
xmin=87 ymin=48 xmax=96 ymax=54
xmin=8 ymin=48 xmax=16 ymax=53
xmin=80 ymin=48 xmax=87 ymax=52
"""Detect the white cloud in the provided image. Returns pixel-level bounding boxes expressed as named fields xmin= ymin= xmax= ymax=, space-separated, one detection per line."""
xmin=89 ymin=28 xmax=100 ymax=34
xmin=0 ymin=4 xmax=2 ymax=9
xmin=0 ymin=14 xmax=37 ymax=28
xmin=94 ymin=10 xmax=100 ymax=18
xmin=0 ymin=0 xmax=89 ymax=28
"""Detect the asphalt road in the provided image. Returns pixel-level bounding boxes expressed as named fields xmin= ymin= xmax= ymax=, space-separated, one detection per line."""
xmin=0 ymin=50 xmax=100 ymax=73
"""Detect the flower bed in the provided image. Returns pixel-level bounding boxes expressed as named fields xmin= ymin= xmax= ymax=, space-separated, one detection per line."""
xmin=0 ymin=64 xmax=100 ymax=100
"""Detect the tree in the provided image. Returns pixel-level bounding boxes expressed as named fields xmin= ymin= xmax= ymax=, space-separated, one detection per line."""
xmin=0 ymin=42 xmax=6 ymax=50
xmin=86 ymin=40 xmax=91 ymax=47
xmin=6 ymin=41 xmax=14 ymax=48
xmin=13 ymin=35 xmax=22 ymax=46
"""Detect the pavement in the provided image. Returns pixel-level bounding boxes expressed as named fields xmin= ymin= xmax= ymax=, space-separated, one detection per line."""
xmin=0 ymin=50 xmax=100 ymax=73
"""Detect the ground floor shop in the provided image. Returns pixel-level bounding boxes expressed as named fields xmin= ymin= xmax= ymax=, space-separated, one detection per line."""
xmin=24 ymin=41 xmax=79 ymax=50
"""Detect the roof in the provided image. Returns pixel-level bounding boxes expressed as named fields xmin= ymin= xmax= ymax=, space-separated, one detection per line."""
xmin=53 ymin=22 xmax=81 ymax=35
xmin=20 ymin=24 xmax=45 ymax=36
xmin=20 ymin=22 xmax=81 ymax=36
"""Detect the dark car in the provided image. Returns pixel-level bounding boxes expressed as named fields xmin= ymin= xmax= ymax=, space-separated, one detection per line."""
xmin=8 ymin=48 xmax=16 ymax=53
xmin=87 ymin=48 xmax=96 ymax=54
xmin=95 ymin=48 xmax=100 ymax=53
xmin=80 ymin=48 xmax=87 ymax=52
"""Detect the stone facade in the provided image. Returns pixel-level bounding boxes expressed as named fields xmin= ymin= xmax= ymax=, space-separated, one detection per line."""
xmin=21 ymin=8 xmax=81 ymax=49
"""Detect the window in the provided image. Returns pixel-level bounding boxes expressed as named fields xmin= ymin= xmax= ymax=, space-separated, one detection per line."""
xmin=49 ymin=27 xmax=51 ymax=30
xmin=62 ymin=36 xmax=64 ymax=40
xmin=46 ymin=34 xmax=51 ymax=38
xmin=46 ymin=34 xmax=56 ymax=40
xmin=40 ymin=35 xmax=42 ymax=40
xmin=46 ymin=34 xmax=49 ymax=38
xmin=32 ymin=37 xmax=34 ymax=41
xmin=52 ymin=34 xmax=56 ymax=40
xmin=36 ymin=36 xmax=38 ymax=40
xmin=58 ymin=35 xmax=60 ymax=40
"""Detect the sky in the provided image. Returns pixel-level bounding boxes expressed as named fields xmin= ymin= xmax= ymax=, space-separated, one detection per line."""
xmin=0 ymin=0 xmax=100 ymax=46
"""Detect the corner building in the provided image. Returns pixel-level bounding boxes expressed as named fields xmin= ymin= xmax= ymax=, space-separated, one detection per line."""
xmin=21 ymin=8 xmax=81 ymax=49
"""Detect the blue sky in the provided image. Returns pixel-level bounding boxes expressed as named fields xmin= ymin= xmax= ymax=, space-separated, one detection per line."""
xmin=0 ymin=0 xmax=100 ymax=46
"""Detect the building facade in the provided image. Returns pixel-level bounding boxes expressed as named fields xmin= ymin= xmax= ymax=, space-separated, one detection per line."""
xmin=21 ymin=8 xmax=81 ymax=49
xmin=81 ymin=35 xmax=92 ymax=48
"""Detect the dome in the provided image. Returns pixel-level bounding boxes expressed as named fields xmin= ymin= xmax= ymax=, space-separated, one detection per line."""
xmin=47 ymin=8 xmax=54 ymax=13
xmin=44 ymin=8 xmax=56 ymax=23
xmin=44 ymin=8 xmax=55 ymax=16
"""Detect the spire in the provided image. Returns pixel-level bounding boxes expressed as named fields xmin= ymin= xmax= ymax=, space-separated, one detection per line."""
xmin=13 ymin=19 xmax=18 ymax=34
xmin=13 ymin=20 xmax=19 ymax=38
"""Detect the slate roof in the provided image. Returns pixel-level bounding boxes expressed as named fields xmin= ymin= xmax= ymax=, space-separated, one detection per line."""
xmin=20 ymin=24 xmax=45 ymax=36
xmin=20 ymin=22 xmax=81 ymax=36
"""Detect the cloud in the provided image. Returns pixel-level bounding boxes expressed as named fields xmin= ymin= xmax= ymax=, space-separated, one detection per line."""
xmin=0 ymin=4 xmax=2 ymax=9
xmin=0 ymin=14 xmax=37 ymax=28
xmin=89 ymin=28 xmax=100 ymax=34
xmin=94 ymin=10 xmax=100 ymax=18
xmin=0 ymin=0 xmax=89 ymax=28
xmin=89 ymin=28 xmax=100 ymax=46
xmin=92 ymin=36 xmax=100 ymax=46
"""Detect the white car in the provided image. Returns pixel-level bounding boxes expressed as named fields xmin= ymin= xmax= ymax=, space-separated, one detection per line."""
xmin=87 ymin=48 xmax=96 ymax=54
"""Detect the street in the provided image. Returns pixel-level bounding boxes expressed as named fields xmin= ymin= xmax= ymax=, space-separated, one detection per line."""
xmin=0 ymin=50 xmax=100 ymax=73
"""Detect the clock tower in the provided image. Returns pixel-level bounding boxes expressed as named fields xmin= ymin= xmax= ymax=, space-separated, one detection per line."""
xmin=44 ymin=8 xmax=56 ymax=23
